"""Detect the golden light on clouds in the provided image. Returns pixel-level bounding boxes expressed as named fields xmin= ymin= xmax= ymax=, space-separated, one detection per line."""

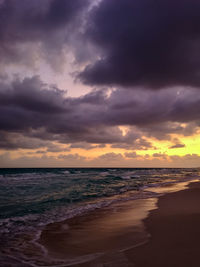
xmin=1 ymin=131 xmax=199 ymax=168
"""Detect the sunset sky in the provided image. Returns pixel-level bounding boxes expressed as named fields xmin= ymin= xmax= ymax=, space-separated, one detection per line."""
xmin=0 ymin=0 xmax=200 ymax=167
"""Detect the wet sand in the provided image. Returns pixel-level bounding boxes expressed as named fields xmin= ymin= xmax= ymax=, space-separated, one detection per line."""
xmin=125 ymin=181 xmax=200 ymax=267
xmin=39 ymin=197 xmax=157 ymax=266
xmin=39 ymin=180 xmax=200 ymax=266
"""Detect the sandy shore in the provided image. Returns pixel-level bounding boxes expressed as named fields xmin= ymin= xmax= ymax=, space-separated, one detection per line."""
xmin=39 ymin=180 xmax=200 ymax=266
xmin=125 ymin=181 xmax=200 ymax=267
xmin=39 ymin=197 xmax=157 ymax=265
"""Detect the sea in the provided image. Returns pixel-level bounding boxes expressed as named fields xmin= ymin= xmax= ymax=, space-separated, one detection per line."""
xmin=0 ymin=168 xmax=199 ymax=266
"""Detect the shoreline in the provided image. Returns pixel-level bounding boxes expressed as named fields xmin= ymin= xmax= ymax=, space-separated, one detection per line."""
xmin=39 ymin=197 xmax=158 ymax=265
xmin=1 ymin=176 xmax=197 ymax=266
xmin=37 ymin=179 xmax=198 ymax=266
xmin=125 ymin=181 xmax=200 ymax=266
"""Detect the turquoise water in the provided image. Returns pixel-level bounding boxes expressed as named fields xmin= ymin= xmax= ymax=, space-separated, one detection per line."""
xmin=0 ymin=168 xmax=199 ymax=266
xmin=0 ymin=168 xmax=199 ymax=231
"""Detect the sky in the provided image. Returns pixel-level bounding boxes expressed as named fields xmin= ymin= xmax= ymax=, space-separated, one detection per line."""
xmin=0 ymin=0 xmax=200 ymax=168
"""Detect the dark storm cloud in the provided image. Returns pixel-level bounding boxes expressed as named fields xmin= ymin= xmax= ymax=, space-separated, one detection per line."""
xmin=0 ymin=76 xmax=68 ymax=131
xmin=0 ymin=0 xmax=86 ymax=35
xmin=0 ymin=76 xmax=136 ymax=148
xmin=0 ymin=131 xmax=59 ymax=150
xmin=79 ymin=0 xmax=200 ymax=88
xmin=0 ymin=76 xmax=66 ymax=113
xmin=104 ymin=88 xmax=200 ymax=128
xmin=0 ymin=0 xmax=89 ymax=66
xmin=2 ymin=0 xmax=200 ymax=90
xmin=0 ymin=0 xmax=199 ymax=158
xmin=0 ymin=76 xmax=199 ymax=150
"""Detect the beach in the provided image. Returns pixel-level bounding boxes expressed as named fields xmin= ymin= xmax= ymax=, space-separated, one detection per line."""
xmin=39 ymin=197 xmax=157 ymax=266
xmin=1 ymin=169 xmax=200 ymax=266
xmin=126 ymin=181 xmax=200 ymax=267
xmin=38 ymin=180 xmax=200 ymax=266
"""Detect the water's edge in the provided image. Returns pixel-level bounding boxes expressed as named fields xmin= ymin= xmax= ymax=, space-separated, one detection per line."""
xmin=0 ymin=168 xmax=199 ymax=266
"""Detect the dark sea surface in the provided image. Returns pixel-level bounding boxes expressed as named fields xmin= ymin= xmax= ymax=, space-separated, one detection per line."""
xmin=0 ymin=168 xmax=199 ymax=266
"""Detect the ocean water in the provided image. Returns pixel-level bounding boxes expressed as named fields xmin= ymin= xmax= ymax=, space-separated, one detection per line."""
xmin=0 ymin=168 xmax=199 ymax=266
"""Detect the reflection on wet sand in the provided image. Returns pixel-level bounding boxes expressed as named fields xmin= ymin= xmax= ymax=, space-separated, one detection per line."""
xmin=39 ymin=198 xmax=157 ymax=265
xmin=39 ymin=179 xmax=196 ymax=266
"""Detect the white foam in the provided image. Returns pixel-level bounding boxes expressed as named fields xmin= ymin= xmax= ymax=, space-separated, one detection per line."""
xmin=62 ymin=170 xmax=70 ymax=174
xmin=1 ymin=168 xmax=200 ymax=266
xmin=100 ymin=171 xmax=109 ymax=176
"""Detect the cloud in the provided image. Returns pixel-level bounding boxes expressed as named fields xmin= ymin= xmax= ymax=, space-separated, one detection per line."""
xmin=111 ymin=138 xmax=154 ymax=151
xmin=46 ymin=143 xmax=70 ymax=153
xmin=79 ymin=0 xmax=200 ymax=89
xmin=0 ymin=75 xmax=200 ymax=150
xmin=58 ymin=153 xmax=87 ymax=161
xmin=169 ymin=144 xmax=185 ymax=149
xmin=169 ymin=138 xmax=186 ymax=149
xmin=69 ymin=142 xmax=105 ymax=150
xmin=124 ymin=152 xmax=138 ymax=159
xmin=152 ymin=153 xmax=168 ymax=159
xmin=0 ymin=131 xmax=51 ymax=150
xmin=0 ymin=0 xmax=89 ymax=69
xmin=97 ymin=152 xmax=123 ymax=161
xmin=2 ymin=0 xmax=200 ymax=91
xmin=0 ymin=1 xmax=199 ymax=168
xmin=0 ymin=131 xmax=71 ymax=153
xmin=2 ymin=151 xmax=200 ymax=168
xmin=0 ymin=152 xmax=88 ymax=168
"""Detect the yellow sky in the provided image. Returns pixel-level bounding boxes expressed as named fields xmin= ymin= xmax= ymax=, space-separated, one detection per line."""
xmin=1 ymin=131 xmax=199 ymax=168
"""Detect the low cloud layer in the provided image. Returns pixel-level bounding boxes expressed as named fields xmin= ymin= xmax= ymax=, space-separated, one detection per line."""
xmin=1 ymin=151 xmax=200 ymax=168
xmin=0 ymin=76 xmax=199 ymax=151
